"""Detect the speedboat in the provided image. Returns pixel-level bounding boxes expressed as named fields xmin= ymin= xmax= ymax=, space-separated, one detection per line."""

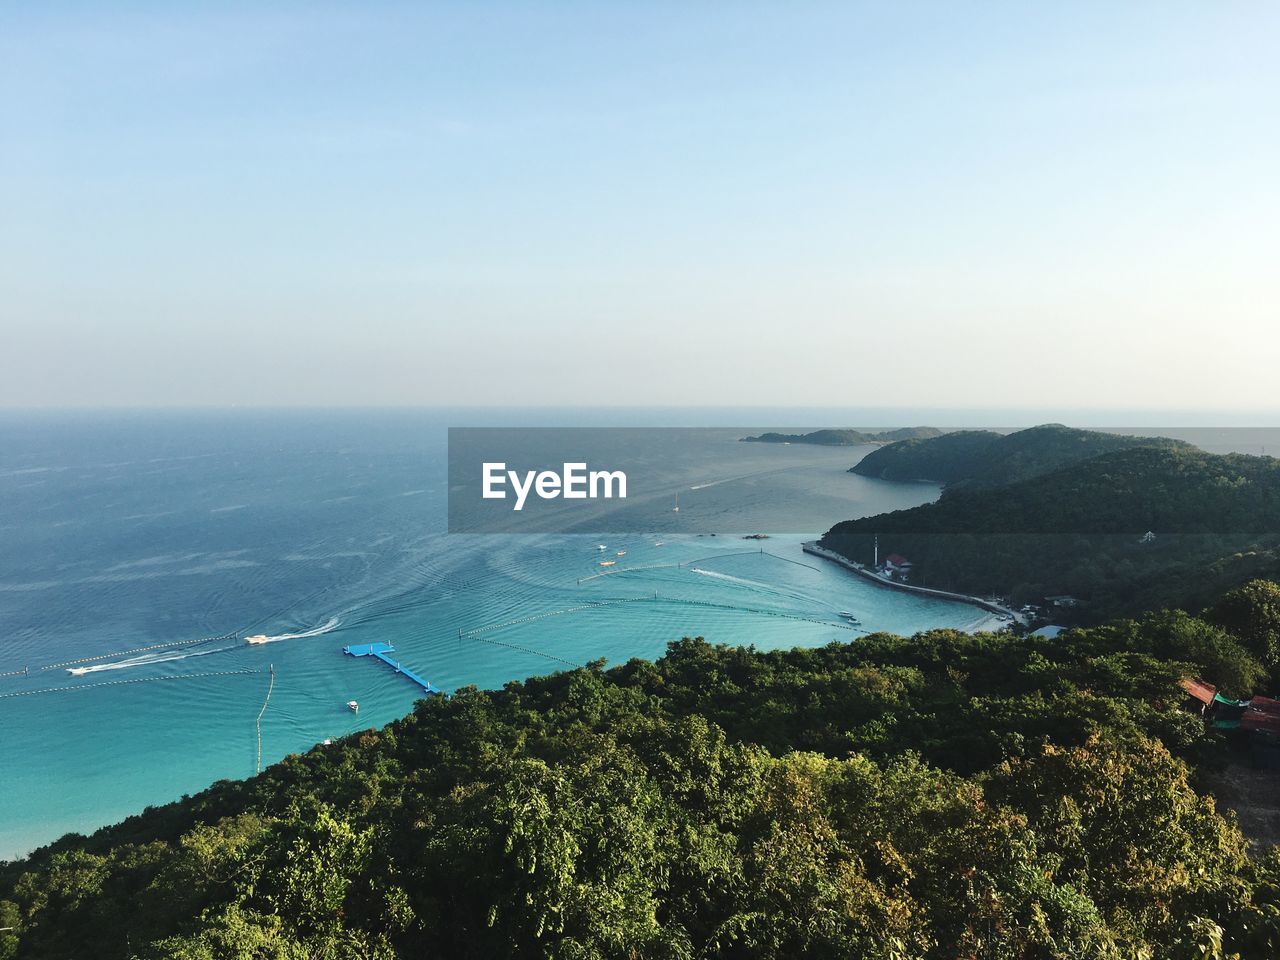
xmin=599 ymin=560 xmax=616 ymax=567
xmin=67 ymin=666 xmax=90 ymax=676
xmin=597 ymin=544 xmax=607 ymax=550
xmin=616 ymin=550 xmax=626 ymax=556
xmin=346 ymin=700 xmax=359 ymax=713
xmin=245 ymin=634 xmax=271 ymax=645
xmin=838 ymin=611 xmax=862 ymax=624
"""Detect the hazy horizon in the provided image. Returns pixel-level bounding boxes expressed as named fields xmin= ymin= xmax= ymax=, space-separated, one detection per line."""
xmin=3 ymin=3 xmax=1277 ymax=409
xmin=7 ymin=406 xmax=1280 ymax=431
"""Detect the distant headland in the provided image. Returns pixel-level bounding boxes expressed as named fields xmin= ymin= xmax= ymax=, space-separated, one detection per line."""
xmin=739 ymin=426 xmax=944 ymax=446
xmin=847 ymin=423 xmax=1192 ymax=489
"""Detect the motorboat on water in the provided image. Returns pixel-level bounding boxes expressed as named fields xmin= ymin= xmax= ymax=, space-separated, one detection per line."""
xmin=245 ymin=634 xmax=271 ymax=645
xmin=616 ymin=550 xmax=626 ymax=556
xmin=597 ymin=544 xmax=607 ymax=550
xmin=67 ymin=666 xmax=90 ymax=676
xmin=838 ymin=611 xmax=862 ymax=624
xmin=346 ymin=700 xmax=359 ymax=713
xmin=599 ymin=560 xmax=616 ymax=567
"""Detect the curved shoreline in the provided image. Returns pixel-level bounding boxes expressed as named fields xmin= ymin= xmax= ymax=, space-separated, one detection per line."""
xmin=802 ymin=541 xmax=1020 ymax=620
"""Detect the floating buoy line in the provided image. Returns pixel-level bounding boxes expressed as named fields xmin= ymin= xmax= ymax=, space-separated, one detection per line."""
xmin=457 ymin=632 xmax=584 ymax=669
xmin=255 ymin=665 xmax=275 ymax=774
xmin=450 ymin=587 xmax=864 ymax=674
xmin=0 ymin=667 xmax=268 ymax=700
xmin=36 ymin=632 xmax=236 ymax=673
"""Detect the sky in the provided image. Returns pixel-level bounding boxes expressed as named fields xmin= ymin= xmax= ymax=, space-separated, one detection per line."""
xmin=1 ymin=2 xmax=1277 ymax=412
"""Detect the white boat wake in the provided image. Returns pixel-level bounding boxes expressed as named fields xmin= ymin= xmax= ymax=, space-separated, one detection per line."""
xmin=63 ymin=618 xmax=342 ymax=674
xmin=688 ymin=467 xmax=786 ymax=491
xmin=244 ymin=617 xmax=341 ymax=645
xmin=690 ymin=567 xmax=771 ymax=588
xmin=689 ymin=566 xmax=832 ymax=611
xmin=67 ymin=645 xmax=236 ymax=676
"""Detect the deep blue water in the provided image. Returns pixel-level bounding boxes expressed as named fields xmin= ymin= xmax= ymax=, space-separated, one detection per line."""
xmin=9 ymin=410 xmax=1253 ymax=858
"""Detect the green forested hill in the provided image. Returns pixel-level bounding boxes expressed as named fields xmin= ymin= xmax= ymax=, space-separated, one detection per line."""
xmin=848 ymin=428 xmax=1001 ymax=482
xmin=741 ymin=426 xmax=943 ymax=446
xmin=849 ymin=424 xmax=1193 ymax=492
xmin=827 ymin=446 xmax=1280 ymax=618
xmin=5 ymin=594 xmax=1280 ymax=959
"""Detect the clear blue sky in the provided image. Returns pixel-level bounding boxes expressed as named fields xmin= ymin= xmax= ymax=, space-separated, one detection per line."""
xmin=2 ymin=2 xmax=1277 ymax=410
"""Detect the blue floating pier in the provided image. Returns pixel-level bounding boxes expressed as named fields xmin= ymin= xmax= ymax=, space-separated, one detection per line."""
xmin=343 ymin=642 xmax=440 ymax=695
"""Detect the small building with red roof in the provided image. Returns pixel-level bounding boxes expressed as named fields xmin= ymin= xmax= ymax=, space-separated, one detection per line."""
xmin=1180 ymin=678 xmax=1217 ymax=713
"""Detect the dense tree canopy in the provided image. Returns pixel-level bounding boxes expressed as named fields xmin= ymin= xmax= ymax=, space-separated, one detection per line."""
xmin=848 ymin=424 xmax=1193 ymax=493
xmin=827 ymin=445 xmax=1280 ymax=622
xmin=848 ymin=429 xmax=1002 ymax=484
xmin=1207 ymin=580 xmax=1280 ymax=686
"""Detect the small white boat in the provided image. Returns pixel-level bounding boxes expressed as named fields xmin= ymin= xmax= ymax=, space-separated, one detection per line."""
xmin=245 ymin=634 xmax=271 ymax=645
xmin=346 ymin=700 xmax=359 ymax=713
xmin=597 ymin=544 xmax=607 ymax=551
xmin=616 ymin=550 xmax=626 ymax=556
xmin=599 ymin=560 xmax=616 ymax=567
xmin=838 ymin=611 xmax=862 ymax=624
xmin=67 ymin=667 xmax=90 ymax=677
xmin=654 ymin=541 xmax=664 ymax=547
xmin=673 ymin=493 xmax=680 ymax=513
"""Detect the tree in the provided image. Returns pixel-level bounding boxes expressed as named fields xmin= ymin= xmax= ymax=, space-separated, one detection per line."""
xmin=0 ymin=900 xmax=19 ymax=960
xmin=985 ymin=735 xmax=1249 ymax=949
xmin=1206 ymin=580 xmax=1280 ymax=684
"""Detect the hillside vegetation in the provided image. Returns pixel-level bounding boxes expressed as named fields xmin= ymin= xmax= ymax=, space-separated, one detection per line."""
xmin=850 ymin=424 xmax=1192 ymax=493
xmin=5 ymin=588 xmax=1280 ymax=958
xmin=826 ymin=445 xmax=1280 ymax=620
xmin=848 ymin=429 xmax=1001 ymax=483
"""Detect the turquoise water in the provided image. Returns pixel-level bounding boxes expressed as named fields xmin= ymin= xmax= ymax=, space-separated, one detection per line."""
xmin=0 ymin=411 xmax=996 ymax=858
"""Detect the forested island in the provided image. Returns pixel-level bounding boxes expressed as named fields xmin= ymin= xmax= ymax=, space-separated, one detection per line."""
xmin=741 ymin=426 xmax=943 ymax=446
xmin=849 ymin=423 xmax=1192 ymax=491
xmin=5 ymin=581 xmax=1280 ymax=957
xmin=829 ymin=426 xmax=1280 ymax=619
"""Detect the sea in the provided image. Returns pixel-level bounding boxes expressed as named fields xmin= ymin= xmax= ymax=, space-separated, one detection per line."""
xmin=1 ymin=409 xmax=1276 ymax=859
